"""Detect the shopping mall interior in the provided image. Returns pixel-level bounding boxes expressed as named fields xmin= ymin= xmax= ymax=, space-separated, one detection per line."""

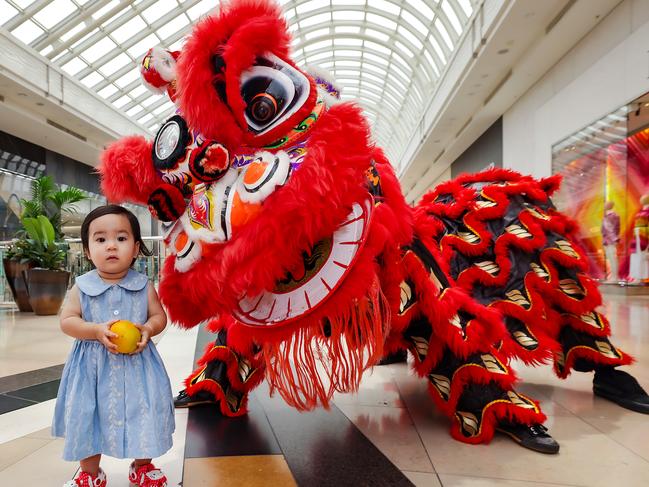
xmin=1 ymin=0 xmax=649 ymax=485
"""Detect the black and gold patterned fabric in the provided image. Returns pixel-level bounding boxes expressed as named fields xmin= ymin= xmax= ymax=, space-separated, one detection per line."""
xmin=416 ymin=169 xmax=631 ymax=377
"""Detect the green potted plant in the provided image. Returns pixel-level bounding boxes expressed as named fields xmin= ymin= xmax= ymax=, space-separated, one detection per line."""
xmin=2 ymin=240 xmax=34 ymax=312
xmin=21 ymin=215 xmax=70 ymax=315
xmin=20 ymin=175 xmax=86 ymax=239
xmin=2 ymin=175 xmax=85 ymax=311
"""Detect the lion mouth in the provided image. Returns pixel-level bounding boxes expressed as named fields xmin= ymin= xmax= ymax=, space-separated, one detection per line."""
xmin=233 ymin=198 xmax=373 ymax=327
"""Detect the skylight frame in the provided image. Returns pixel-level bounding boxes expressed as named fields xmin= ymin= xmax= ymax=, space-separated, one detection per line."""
xmin=1 ymin=0 xmax=478 ymax=159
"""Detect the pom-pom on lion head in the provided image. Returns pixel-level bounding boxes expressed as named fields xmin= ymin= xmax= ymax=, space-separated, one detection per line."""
xmin=176 ymin=0 xmax=317 ymax=150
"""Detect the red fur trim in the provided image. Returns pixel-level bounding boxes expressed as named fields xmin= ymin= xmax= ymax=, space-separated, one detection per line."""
xmin=498 ymin=336 xmax=558 ymax=366
xmin=176 ymin=0 xmax=301 ymax=149
xmin=489 ymin=283 xmax=562 ymax=365
xmin=497 ymin=324 xmax=559 ymax=366
xmin=539 ymin=174 xmax=562 ymax=195
xmin=536 ymin=270 xmax=602 ymax=316
xmin=99 ymin=136 xmax=161 ymax=205
xmin=414 ymin=168 xmax=632 ymax=377
xmin=184 ymin=340 xmax=266 ymax=417
xmin=423 ymin=354 xmax=519 ymax=416
xmin=450 ymin=397 xmax=546 ymax=444
xmin=411 ymin=346 xmax=547 ymax=444
xmin=159 ymin=103 xmax=374 ymax=329
xmin=193 ymin=343 xmax=264 ymax=392
xmin=556 ymin=345 xmax=634 ymax=378
xmin=561 ymin=312 xmax=611 ymax=338
xmin=185 ymin=376 xmax=249 ymax=417
xmin=371 ymin=148 xmax=414 ymax=245
xmin=402 ymin=251 xmax=507 ymax=362
xmin=377 ymin=241 xmax=409 ymax=348
xmin=205 ymin=315 xmax=241 ymax=336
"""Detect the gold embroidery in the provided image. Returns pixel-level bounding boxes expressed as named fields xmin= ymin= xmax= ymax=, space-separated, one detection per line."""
xmin=475 ymin=199 xmax=496 ymax=208
xmin=410 ymin=336 xmax=429 ymax=358
xmin=595 ymin=340 xmax=620 ymax=359
xmin=238 ymin=358 xmax=252 ymax=382
xmin=399 ymin=281 xmax=414 ymax=314
xmin=481 ymin=354 xmax=507 ymax=374
xmin=450 ymin=314 xmax=462 ymax=330
xmin=430 ymin=374 xmax=451 ymax=400
xmin=456 ymin=411 xmax=479 ymax=437
xmin=526 ymin=207 xmax=550 ymax=220
xmin=505 ymin=224 xmax=532 ymax=239
xmin=530 ymin=263 xmax=549 ymax=280
xmin=458 ymin=231 xmax=480 ymax=243
xmin=476 ymin=261 xmax=500 ymax=276
xmin=507 ymin=391 xmax=537 ymax=409
xmin=555 ymin=240 xmax=578 ymax=258
xmin=513 ymin=330 xmax=538 ymax=349
xmin=559 ymin=279 xmax=584 ymax=297
xmin=505 ymin=289 xmax=530 ymax=308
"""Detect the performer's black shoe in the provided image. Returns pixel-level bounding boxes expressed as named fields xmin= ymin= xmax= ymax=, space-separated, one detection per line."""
xmin=593 ymin=368 xmax=649 ymax=414
xmin=377 ymin=349 xmax=408 ymax=366
xmin=174 ymin=389 xmax=218 ymax=408
xmin=496 ymin=422 xmax=560 ymax=454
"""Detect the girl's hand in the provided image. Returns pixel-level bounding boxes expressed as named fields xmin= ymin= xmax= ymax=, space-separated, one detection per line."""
xmin=95 ymin=320 xmax=119 ymax=354
xmin=130 ymin=323 xmax=153 ymax=354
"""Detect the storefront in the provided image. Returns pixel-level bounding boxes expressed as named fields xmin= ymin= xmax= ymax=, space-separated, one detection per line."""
xmin=552 ymin=91 xmax=649 ymax=284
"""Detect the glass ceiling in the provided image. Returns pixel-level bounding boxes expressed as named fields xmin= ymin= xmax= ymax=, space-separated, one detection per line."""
xmin=1 ymin=0 xmax=476 ymax=162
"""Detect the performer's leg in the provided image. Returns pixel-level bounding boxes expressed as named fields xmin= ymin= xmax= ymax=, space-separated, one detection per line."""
xmin=416 ymin=172 xmax=649 ymax=421
xmin=549 ymin=285 xmax=649 ymax=414
xmin=400 ymin=237 xmax=558 ymax=451
xmin=175 ymin=327 xmax=228 ymax=408
xmin=403 ymin=315 xmax=558 ymax=453
xmin=174 ymin=327 xmax=265 ymax=416
xmin=592 ymin=366 xmax=649 ymax=413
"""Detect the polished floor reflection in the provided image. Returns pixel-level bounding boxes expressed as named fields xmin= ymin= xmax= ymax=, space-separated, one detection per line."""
xmin=1 ymin=292 xmax=648 ymax=486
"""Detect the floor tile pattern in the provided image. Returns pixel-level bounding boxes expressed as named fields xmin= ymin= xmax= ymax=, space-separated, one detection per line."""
xmin=0 ymin=292 xmax=648 ymax=486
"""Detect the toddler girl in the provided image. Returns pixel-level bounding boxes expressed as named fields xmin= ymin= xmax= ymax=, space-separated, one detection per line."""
xmin=53 ymin=205 xmax=174 ymax=487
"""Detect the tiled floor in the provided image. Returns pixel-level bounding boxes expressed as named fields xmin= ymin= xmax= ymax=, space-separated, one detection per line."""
xmin=1 ymin=292 xmax=649 ymax=486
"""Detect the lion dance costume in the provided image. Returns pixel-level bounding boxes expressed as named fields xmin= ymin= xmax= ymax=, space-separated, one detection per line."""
xmin=100 ymin=0 xmax=648 ymax=453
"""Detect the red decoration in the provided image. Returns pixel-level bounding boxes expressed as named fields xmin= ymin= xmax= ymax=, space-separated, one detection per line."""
xmin=98 ymin=0 xmax=635 ymax=446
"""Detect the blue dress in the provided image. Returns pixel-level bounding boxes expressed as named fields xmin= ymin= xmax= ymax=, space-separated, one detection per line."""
xmin=52 ymin=269 xmax=175 ymax=461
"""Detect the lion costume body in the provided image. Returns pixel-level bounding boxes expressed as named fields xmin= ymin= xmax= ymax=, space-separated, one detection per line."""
xmin=99 ymin=0 xmax=642 ymax=447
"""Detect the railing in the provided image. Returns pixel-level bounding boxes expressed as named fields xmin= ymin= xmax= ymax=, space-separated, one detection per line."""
xmin=0 ymin=236 xmax=165 ymax=307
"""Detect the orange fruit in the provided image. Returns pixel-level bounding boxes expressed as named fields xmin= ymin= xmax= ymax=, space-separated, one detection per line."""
xmin=109 ymin=320 xmax=141 ymax=354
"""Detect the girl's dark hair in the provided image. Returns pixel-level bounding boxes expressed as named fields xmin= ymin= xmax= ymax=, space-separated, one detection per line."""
xmin=81 ymin=205 xmax=152 ymax=263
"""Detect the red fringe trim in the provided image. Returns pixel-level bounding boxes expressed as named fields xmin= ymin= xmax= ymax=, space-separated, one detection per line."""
xmin=262 ymin=278 xmax=390 ymax=411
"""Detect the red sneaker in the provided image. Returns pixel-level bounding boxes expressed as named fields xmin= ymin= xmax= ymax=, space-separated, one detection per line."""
xmin=63 ymin=468 xmax=107 ymax=487
xmin=128 ymin=462 xmax=167 ymax=487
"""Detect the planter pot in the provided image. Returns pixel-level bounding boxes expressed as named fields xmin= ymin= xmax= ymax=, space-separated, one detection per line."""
xmin=2 ymin=258 xmax=34 ymax=312
xmin=24 ymin=268 xmax=70 ymax=315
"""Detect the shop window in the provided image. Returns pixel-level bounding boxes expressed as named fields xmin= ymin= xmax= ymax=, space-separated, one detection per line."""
xmin=552 ymin=91 xmax=649 ymax=284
